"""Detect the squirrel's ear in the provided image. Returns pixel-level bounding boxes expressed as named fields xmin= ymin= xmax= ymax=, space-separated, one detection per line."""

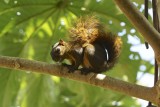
xmin=59 ymin=39 xmax=64 ymax=45
xmin=59 ymin=39 xmax=63 ymax=42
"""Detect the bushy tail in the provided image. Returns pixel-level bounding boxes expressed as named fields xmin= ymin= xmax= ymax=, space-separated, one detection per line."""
xmin=69 ymin=16 xmax=101 ymax=45
xmin=95 ymin=32 xmax=122 ymax=69
xmin=69 ymin=16 xmax=122 ymax=69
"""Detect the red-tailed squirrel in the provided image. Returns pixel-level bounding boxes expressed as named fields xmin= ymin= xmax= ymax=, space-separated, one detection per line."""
xmin=50 ymin=16 xmax=122 ymax=74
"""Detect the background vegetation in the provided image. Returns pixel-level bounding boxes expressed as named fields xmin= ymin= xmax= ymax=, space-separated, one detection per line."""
xmin=0 ymin=0 xmax=154 ymax=107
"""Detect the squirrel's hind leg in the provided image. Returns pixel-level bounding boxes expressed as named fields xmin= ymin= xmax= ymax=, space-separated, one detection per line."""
xmin=82 ymin=44 xmax=106 ymax=73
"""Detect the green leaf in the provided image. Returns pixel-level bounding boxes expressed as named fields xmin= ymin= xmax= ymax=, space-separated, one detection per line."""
xmin=0 ymin=0 xmax=154 ymax=107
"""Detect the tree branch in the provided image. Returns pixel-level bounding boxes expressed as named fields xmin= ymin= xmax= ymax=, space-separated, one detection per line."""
xmin=0 ymin=55 xmax=158 ymax=104
xmin=1 ymin=0 xmax=160 ymax=105
xmin=114 ymin=0 xmax=160 ymax=65
xmin=158 ymin=0 xmax=160 ymax=28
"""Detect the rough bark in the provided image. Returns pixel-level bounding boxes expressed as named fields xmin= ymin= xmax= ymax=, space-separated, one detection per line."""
xmin=158 ymin=0 xmax=160 ymax=27
xmin=114 ymin=0 xmax=160 ymax=105
xmin=0 ymin=0 xmax=160 ymax=105
xmin=0 ymin=55 xmax=157 ymax=104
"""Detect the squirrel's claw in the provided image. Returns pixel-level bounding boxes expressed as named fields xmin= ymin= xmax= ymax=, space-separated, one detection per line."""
xmin=80 ymin=68 xmax=91 ymax=75
xmin=62 ymin=63 xmax=77 ymax=73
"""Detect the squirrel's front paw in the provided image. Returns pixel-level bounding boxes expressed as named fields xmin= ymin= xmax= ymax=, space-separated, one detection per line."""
xmin=62 ymin=63 xmax=77 ymax=73
xmin=80 ymin=68 xmax=91 ymax=75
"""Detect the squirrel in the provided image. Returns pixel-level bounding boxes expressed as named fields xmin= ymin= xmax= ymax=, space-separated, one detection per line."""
xmin=50 ymin=16 xmax=122 ymax=74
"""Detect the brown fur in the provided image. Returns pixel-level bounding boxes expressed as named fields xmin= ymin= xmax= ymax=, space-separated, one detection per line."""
xmin=51 ymin=16 xmax=122 ymax=74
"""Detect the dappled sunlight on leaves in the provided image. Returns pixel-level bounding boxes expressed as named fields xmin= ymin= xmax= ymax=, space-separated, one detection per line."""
xmin=0 ymin=0 xmax=153 ymax=107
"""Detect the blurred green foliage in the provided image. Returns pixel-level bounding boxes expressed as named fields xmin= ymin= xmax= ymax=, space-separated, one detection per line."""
xmin=0 ymin=0 xmax=154 ymax=107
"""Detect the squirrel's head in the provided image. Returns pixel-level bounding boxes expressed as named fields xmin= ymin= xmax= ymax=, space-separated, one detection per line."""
xmin=50 ymin=39 xmax=67 ymax=62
